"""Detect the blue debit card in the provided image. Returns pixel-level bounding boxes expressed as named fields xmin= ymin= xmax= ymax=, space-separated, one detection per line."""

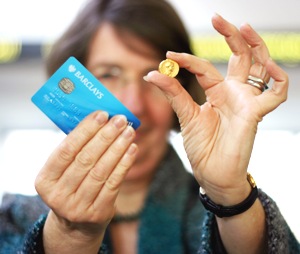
xmin=31 ymin=56 xmax=140 ymax=134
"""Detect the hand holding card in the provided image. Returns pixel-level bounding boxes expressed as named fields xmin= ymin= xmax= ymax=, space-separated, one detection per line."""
xmin=31 ymin=57 xmax=140 ymax=134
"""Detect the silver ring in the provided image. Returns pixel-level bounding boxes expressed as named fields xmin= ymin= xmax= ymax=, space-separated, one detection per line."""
xmin=247 ymin=75 xmax=268 ymax=92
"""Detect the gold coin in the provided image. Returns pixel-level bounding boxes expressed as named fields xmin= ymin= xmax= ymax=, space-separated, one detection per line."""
xmin=158 ymin=59 xmax=179 ymax=78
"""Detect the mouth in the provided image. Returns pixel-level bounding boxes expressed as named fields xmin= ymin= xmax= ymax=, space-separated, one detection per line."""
xmin=134 ymin=125 xmax=149 ymax=142
xmin=134 ymin=129 xmax=142 ymax=142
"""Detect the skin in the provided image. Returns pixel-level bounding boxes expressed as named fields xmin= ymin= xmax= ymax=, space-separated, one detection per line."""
xmin=39 ymin=21 xmax=174 ymax=254
xmin=86 ymin=22 xmax=174 ymax=186
xmin=86 ymin=22 xmax=174 ymax=253
xmin=35 ymin=14 xmax=288 ymax=254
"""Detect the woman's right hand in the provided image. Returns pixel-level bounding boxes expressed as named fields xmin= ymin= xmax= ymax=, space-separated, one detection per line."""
xmin=35 ymin=111 xmax=138 ymax=253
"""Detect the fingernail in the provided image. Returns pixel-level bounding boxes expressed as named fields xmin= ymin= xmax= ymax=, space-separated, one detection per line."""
xmin=143 ymin=71 xmax=156 ymax=82
xmin=166 ymin=51 xmax=179 ymax=58
xmin=122 ymin=126 xmax=134 ymax=139
xmin=143 ymin=75 xmax=149 ymax=82
xmin=95 ymin=111 xmax=108 ymax=124
xmin=167 ymin=51 xmax=176 ymax=55
xmin=126 ymin=143 xmax=138 ymax=155
xmin=113 ymin=115 xmax=127 ymax=129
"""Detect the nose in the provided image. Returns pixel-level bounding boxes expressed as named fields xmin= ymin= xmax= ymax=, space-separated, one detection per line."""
xmin=120 ymin=80 xmax=145 ymax=117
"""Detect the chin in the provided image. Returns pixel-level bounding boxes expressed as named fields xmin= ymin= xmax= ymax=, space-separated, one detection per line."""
xmin=124 ymin=153 xmax=157 ymax=182
xmin=124 ymin=165 xmax=147 ymax=181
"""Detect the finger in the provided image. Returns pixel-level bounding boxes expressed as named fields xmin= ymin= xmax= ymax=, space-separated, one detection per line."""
xmin=248 ymin=63 xmax=269 ymax=85
xmin=54 ymin=115 xmax=128 ymax=196
xmin=211 ymin=14 xmax=252 ymax=81
xmin=256 ymin=58 xmax=288 ymax=115
xmin=93 ymin=143 xmax=138 ymax=210
xmin=144 ymin=70 xmax=199 ymax=129
xmin=166 ymin=51 xmax=223 ymax=90
xmin=76 ymin=126 xmax=136 ymax=206
xmin=240 ymin=23 xmax=271 ymax=83
xmin=35 ymin=111 xmax=109 ymax=192
xmin=240 ymin=23 xmax=270 ymax=64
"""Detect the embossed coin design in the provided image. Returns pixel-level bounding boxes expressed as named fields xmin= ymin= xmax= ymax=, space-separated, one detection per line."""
xmin=158 ymin=59 xmax=179 ymax=78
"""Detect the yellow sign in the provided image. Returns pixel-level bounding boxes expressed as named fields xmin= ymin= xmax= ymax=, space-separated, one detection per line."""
xmin=192 ymin=32 xmax=300 ymax=64
xmin=1 ymin=33 xmax=300 ymax=64
xmin=0 ymin=38 xmax=21 ymax=63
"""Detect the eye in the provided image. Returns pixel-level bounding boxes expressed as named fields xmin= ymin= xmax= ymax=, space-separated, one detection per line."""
xmin=95 ymin=66 xmax=122 ymax=80
xmin=94 ymin=66 xmax=123 ymax=89
xmin=99 ymin=72 xmax=116 ymax=79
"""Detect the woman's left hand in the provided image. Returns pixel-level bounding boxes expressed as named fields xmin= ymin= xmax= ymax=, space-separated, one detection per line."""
xmin=144 ymin=14 xmax=288 ymax=204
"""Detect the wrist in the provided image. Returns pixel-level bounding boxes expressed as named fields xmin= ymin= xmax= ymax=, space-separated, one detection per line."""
xmin=43 ymin=211 xmax=105 ymax=254
xmin=199 ymin=173 xmax=258 ymax=218
xmin=201 ymin=178 xmax=252 ymax=206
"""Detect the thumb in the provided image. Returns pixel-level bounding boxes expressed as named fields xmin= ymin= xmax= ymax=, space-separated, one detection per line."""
xmin=255 ymin=58 xmax=288 ymax=116
xmin=144 ymin=71 xmax=198 ymax=129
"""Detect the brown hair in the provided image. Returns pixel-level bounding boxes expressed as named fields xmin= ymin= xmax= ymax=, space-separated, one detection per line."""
xmin=46 ymin=0 xmax=205 ymax=130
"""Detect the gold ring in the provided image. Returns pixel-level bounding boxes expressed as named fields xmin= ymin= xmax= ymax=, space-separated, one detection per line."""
xmin=247 ymin=75 xmax=268 ymax=92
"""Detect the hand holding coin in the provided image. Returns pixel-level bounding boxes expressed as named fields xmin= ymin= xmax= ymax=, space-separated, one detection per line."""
xmin=159 ymin=59 xmax=179 ymax=78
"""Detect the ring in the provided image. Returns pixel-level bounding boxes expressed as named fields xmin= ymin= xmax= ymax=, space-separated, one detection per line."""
xmin=247 ymin=75 xmax=268 ymax=92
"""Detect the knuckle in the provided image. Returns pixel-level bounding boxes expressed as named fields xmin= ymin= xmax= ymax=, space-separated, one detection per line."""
xmin=43 ymin=190 xmax=64 ymax=210
xmin=110 ymin=144 xmax=125 ymax=156
xmin=105 ymin=173 xmax=123 ymax=191
xmin=77 ymin=125 xmax=94 ymax=140
xmin=119 ymin=155 xmax=134 ymax=169
xmin=96 ymin=124 xmax=122 ymax=145
xmin=282 ymin=89 xmax=288 ymax=102
xmin=57 ymin=141 xmax=77 ymax=162
xmin=89 ymin=168 xmax=107 ymax=184
xmin=75 ymin=150 xmax=95 ymax=168
xmin=65 ymin=209 xmax=84 ymax=223
xmin=97 ymin=131 xmax=115 ymax=145
xmin=34 ymin=175 xmax=44 ymax=195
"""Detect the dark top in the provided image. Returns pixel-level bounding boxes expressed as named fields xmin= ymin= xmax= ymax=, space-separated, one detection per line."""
xmin=0 ymin=146 xmax=299 ymax=253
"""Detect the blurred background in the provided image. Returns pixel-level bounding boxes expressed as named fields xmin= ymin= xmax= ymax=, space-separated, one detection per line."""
xmin=0 ymin=0 xmax=299 ymax=240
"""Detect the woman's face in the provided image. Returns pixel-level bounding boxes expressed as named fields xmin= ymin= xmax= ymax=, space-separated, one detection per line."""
xmin=86 ymin=23 xmax=174 ymax=181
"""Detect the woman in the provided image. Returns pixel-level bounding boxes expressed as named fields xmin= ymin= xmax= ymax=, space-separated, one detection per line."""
xmin=1 ymin=0 xmax=299 ymax=253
